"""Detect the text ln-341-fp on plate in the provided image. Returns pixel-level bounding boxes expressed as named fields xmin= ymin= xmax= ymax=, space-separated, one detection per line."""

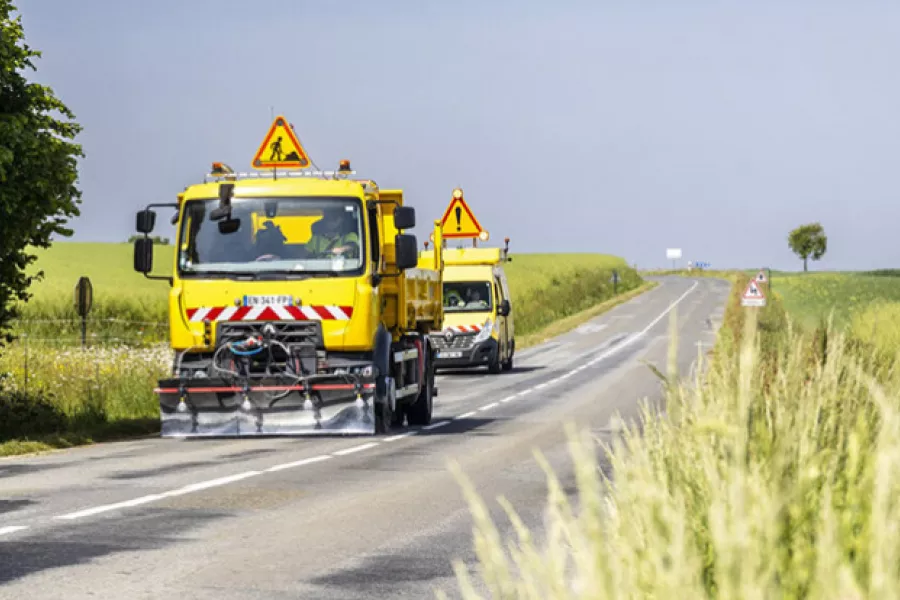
xmin=243 ymin=295 xmax=293 ymax=307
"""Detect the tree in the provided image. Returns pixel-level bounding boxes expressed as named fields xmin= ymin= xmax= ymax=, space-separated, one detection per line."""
xmin=787 ymin=222 xmax=827 ymax=272
xmin=0 ymin=1 xmax=83 ymax=344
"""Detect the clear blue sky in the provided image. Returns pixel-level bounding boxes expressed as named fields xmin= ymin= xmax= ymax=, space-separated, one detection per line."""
xmin=18 ymin=0 xmax=900 ymax=271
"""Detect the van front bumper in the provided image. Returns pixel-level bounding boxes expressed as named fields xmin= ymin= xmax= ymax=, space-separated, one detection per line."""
xmin=432 ymin=337 xmax=498 ymax=369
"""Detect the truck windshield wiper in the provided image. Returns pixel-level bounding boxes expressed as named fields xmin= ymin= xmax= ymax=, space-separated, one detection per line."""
xmin=248 ymin=271 xmax=342 ymax=280
xmin=181 ymin=270 xmax=256 ymax=281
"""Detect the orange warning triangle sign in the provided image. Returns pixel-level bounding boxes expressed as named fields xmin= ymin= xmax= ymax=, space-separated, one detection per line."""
xmin=743 ymin=278 xmax=766 ymax=299
xmin=251 ymin=115 xmax=311 ymax=170
xmin=440 ymin=195 xmax=484 ymax=239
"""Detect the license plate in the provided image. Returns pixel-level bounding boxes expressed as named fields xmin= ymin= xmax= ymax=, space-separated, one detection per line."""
xmin=243 ymin=295 xmax=293 ymax=307
xmin=437 ymin=351 xmax=463 ymax=359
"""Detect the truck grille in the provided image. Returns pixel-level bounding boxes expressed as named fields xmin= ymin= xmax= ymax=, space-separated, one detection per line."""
xmin=217 ymin=320 xmax=323 ymax=347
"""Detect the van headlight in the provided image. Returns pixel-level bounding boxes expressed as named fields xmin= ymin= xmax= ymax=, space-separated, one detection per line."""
xmin=474 ymin=318 xmax=492 ymax=343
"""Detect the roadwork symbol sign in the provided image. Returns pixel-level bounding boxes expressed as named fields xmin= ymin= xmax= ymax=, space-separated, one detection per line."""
xmin=251 ymin=115 xmax=311 ymax=170
xmin=440 ymin=190 xmax=485 ymax=239
xmin=755 ymin=269 xmax=768 ymax=283
xmin=741 ymin=278 xmax=767 ymax=307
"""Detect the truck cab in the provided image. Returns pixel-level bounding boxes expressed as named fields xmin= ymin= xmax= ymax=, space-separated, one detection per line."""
xmin=418 ymin=244 xmax=514 ymax=373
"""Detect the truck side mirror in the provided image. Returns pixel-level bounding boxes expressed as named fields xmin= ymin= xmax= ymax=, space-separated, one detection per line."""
xmin=499 ymin=299 xmax=511 ymax=316
xmin=394 ymin=206 xmax=415 ymax=230
xmin=395 ymin=234 xmax=418 ymax=270
xmin=136 ymin=209 xmax=157 ymax=234
xmin=133 ymin=237 xmax=154 ymax=273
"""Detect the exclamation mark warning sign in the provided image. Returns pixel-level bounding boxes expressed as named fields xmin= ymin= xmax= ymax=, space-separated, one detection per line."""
xmin=439 ymin=188 xmax=485 ymax=239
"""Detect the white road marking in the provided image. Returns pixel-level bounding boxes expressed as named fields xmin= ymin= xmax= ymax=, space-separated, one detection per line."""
xmin=384 ymin=432 xmax=416 ymax=442
xmin=576 ymin=323 xmax=607 ymax=334
xmin=163 ymin=471 xmax=262 ymax=497
xmin=0 ymin=526 xmax=29 ymax=536
xmin=55 ymin=471 xmax=264 ymax=520
xmin=333 ymin=442 xmax=379 ymax=456
xmin=265 ymin=455 xmax=332 ymax=473
xmin=33 ymin=281 xmax=700 ymax=530
xmin=55 ymin=494 xmax=171 ymax=520
xmin=455 ymin=411 xmax=477 ymax=419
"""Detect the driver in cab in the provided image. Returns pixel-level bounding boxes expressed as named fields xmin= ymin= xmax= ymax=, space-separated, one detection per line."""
xmin=306 ymin=207 xmax=360 ymax=258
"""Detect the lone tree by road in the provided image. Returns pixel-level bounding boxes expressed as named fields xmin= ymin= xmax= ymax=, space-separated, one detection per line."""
xmin=787 ymin=222 xmax=827 ymax=272
xmin=0 ymin=1 xmax=83 ymax=345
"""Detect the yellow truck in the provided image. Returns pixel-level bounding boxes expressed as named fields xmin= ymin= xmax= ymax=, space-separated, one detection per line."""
xmin=418 ymin=235 xmax=515 ymax=374
xmin=132 ymin=158 xmax=445 ymax=437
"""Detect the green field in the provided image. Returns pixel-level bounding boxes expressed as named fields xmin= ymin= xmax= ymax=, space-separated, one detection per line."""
xmin=0 ymin=242 xmax=646 ymax=452
xmin=13 ymin=242 xmax=172 ymax=343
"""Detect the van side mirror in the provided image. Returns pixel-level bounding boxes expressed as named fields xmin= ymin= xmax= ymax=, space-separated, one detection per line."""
xmin=395 ymin=234 xmax=418 ymax=270
xmin=394 ymin=206 xmax=415 ymax=230
xmin=136 ymin=209 xmax=156 ymax=234
xmin=499 ymin=299 xmax=511 ymax=316
xmin=133 ymin=237 xmax=154 ymax=273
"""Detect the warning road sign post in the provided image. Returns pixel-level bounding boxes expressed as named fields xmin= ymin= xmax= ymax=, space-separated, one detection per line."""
xmin=251 ymin=115 xmax=311 ymax=170
xmin=439 ymin=188 xmax=488 ymax=241
xmin=741 ymin=277 xmax=767 ymax=307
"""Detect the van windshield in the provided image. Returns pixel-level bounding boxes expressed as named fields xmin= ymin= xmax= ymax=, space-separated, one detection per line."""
xmin=443 ymin=281 xmax=493 ymax=312
xmin=177 ymin=196 xmax=365 ymax=276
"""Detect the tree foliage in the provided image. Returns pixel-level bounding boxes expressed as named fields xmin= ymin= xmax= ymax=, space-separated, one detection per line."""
xmin=787 ymin=222 xmax=827 ymax=272
xmin=0 ymin=1 xmax=83 ymax=344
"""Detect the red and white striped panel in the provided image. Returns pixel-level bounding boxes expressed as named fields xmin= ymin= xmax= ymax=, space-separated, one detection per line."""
xmin=444 ymin=324 xmax=482 ymax=334
xmin=186 ymin=305 xmax=353 ymax=322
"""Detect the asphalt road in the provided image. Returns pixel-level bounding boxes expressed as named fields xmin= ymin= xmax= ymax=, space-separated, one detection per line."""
xmin=0 ymin=276 xmax=730 ymax=599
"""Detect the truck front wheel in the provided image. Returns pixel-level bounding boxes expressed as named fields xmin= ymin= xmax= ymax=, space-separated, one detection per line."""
xmin=406 ymin=347 xmax=434 ymax=426
xmin=375 ymin=376 xmax=400 ymax=434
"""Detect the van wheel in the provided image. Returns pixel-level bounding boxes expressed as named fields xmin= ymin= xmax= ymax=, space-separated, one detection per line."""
xmin=502 ymin=340 xmax=515 ymax=372
xmin=488 ymin=348 xmax=502 ymax=374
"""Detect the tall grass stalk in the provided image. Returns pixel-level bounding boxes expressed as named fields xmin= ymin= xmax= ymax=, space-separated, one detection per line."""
xmin=444 ymin=299 xmax=898 ymax=598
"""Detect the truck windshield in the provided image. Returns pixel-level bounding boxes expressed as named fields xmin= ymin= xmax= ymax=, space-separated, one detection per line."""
xmin=177 ymin=196 xmax=365 ymax=276
xmin=443 ymin=281 xmax=493 ymax=312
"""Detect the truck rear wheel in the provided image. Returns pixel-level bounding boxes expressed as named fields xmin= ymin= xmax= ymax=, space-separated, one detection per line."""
xmin=406 ymin=350 xmax=434 ymax=426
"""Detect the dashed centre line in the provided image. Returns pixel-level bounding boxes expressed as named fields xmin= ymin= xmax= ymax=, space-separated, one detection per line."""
xmin=332 ymin=442 xmax=379 ymax=456
xmin=0 ymin=526 xmax=29 ymax=536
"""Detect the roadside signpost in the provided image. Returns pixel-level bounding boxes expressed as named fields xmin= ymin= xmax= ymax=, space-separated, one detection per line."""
xmin=611 ymin=269 xmax=619 ymax=295
xmin=74 ymin=276 xmax=93 ymax=348
xmin=666 ymin=248 xmax=682 ymax=270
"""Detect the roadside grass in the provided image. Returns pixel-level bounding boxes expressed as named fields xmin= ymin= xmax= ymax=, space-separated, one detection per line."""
xmin=446 ymin=271 xmax=900 ymax=598
xmin=518 ymin=280 xmax=658 ymax=349
xmin=0 ymin=244 xmax=649 ymax=455
xmin=505 ymin=253 xmax=645 ymax=341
